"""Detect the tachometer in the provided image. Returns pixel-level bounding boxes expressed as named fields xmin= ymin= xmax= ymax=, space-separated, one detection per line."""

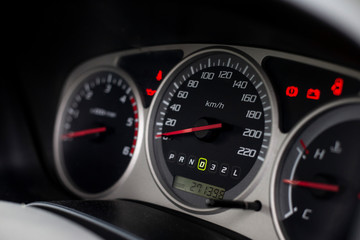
xmin=147 ymin=48 xmax=275 ymax=209
xmin=54 ymin=68 xmax=143 ymax=196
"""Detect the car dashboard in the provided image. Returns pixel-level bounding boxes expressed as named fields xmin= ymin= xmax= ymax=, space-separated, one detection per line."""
xmin=1 ymin=1 xmax=360 ymax=240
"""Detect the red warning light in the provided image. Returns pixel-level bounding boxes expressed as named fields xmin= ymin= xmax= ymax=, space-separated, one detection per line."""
xmin=306 ymin=88 xmax=320 ymax=100
xmin=146 ymin=88 xmax=157 ymax=96
xmin=331 ymin=78 xmax=344 ymax=96
xmin=286 ymin=86 xmax=298 ymax=97
xmin=156 ymin=70 xmax=163 ymax=81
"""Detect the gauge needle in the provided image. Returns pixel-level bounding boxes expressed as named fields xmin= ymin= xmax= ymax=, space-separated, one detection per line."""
xmin=156 ymin=123 xmax=222 ymax=138
xmin=62 ymin=127 xmax=107 ymax=140
xmin=283 ymin=179 xmax=340 ymax=192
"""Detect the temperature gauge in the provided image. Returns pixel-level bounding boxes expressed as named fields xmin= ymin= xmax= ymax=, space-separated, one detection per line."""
xmin=272 ymin=99 xmax=360 ymax=240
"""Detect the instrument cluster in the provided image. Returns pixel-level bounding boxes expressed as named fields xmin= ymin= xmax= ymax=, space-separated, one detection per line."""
xmin=53 ymin=44 xmax=360 ymax=239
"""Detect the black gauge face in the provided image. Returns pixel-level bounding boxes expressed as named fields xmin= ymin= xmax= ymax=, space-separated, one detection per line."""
xmin=56 ymin=70 xmax=139 ymax=194
xmin=148 ymin=49 xmax=273 ymax=208
xmin=275 ymin=102 xmax=360 ymax=240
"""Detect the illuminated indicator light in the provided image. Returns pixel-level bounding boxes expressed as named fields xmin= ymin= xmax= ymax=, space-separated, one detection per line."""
xmin=156 ymin=70 xmax=163 ymax=81
xmin=306 ymin=88 xmax=320 ymax=100
xmin=300 ymin=139 xmax=309 ymax=155
xmin=331 ymin=78 xmax=344 ymax=96
xmin=197 ymin=158 xmax=207 ymax=171
xmin=286 ymin=86 xmax=298 ymax=97
xmin=146 ymin=88 xmax=157 ymax=96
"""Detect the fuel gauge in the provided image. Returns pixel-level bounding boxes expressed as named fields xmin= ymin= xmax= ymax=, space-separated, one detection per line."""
xmin=272 ymin=99 xmax=360 ymax=240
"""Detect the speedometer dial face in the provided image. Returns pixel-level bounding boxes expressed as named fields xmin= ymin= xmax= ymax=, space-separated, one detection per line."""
xmin=147 ymin=49 xmax=273 ymax=209
xmin=55 ymin=68 xmax=141 ymax=195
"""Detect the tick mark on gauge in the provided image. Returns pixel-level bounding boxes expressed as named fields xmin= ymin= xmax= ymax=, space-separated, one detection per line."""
xmin=107 ymin=74 xmax=112 ymax=83
xmin=227 ymin=58 xmax=231 ymax=67
xmin=264 ymin=106 xmax=271 ymax=111
xmin=256 ymin=82 xmax=263 ymax=89
xmin=243 ymin=65 xmax=248 ymax=74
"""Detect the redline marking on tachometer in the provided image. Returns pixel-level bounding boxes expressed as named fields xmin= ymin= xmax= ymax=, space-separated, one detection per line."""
xmin=300 ymin=139 xmax=309 ymax=155
xmin=155 ymin=123 xmax=222 ymax=138
xmin=283 ymin=179 xmax=340 ymax=192
xmin=62 ymin=127 xmax=107 ymax=140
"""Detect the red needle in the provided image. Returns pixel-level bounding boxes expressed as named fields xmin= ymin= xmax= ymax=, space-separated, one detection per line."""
xmin=62 ymin=127 xmax=107 ymax=140
xmin=156 ymin=123 xmax=222 ymax=138
xmin=283 ymin=179 xmax=340 ymax=192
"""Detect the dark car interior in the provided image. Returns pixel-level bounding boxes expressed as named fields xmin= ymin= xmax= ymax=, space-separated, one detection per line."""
xmin=1 ymin=1 xmax=360 ymax=239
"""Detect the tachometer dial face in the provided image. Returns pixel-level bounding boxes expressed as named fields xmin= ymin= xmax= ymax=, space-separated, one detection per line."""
xmin=147 ymin=49 xmax=274 ymax=209
xmin=273 ymin=100 xmax=360 ymax=240
xmin=55 ymin=69 xmax=141 ymax=195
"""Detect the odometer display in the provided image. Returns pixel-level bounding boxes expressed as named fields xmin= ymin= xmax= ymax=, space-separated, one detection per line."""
xmin=173 ymin=176 xmax=225 ymax=200
xmin=148 ymin=49 xmax=273 ymax=209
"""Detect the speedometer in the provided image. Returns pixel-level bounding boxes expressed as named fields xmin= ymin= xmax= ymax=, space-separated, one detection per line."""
xmin=147 ymin=48 xmax=275 ymax=210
